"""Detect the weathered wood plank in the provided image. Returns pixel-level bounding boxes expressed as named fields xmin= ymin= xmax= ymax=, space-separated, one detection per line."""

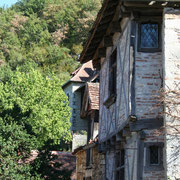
xmin=129 ymin=117 xmax=163 ymax=131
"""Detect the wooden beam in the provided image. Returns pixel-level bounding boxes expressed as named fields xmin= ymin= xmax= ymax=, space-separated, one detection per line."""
xmin=103 ymin=7 xmax=115 ymax=17
xmin=103 ymin=35 xmax=113 ymax=47
xmin=129 ymin=115 xmax=137 ymax=122
xmin=96 ymin=23 xmax=109 ymax=33
xmin=92 ymin=2 xmax=122 ymax=61
xmin=129 ymin=117 xmax=163 ymax=131
xmin=100 ymin=15 xmax=114 ymax=25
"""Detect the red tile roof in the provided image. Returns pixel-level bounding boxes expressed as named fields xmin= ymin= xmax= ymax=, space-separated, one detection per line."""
xmin=71 ymin=60 xmax=94 ymax=82
xmin=87 ymin=82 xmax=99 ymax=110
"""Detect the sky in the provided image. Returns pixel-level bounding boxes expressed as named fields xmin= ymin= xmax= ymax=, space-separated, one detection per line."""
xmin=0 ymin=0 xmax=19 ymax=8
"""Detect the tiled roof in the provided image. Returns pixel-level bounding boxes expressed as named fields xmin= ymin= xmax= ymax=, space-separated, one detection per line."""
xmin=87 ymin=82 xmax=99 ymax=110
xmin=71 ymin=60 xmax=94 ymax=82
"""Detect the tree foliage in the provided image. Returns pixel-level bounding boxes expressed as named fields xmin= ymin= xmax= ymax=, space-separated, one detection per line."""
xmin=0 ymin=122 xmax=40 ymax=180
xmin=0 ymin=0 xmax=102 ymax=82
xmin=0 ymin=62 xmax=71 ymax=145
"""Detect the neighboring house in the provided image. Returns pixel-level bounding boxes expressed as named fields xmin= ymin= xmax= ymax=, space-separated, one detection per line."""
xmin=62 ymin=61 xmax=95 ymax=151
xmin=79 ymin=1 xmax=180 ymax=180
xmin=73 ymin=82 xmax=105 ymax=180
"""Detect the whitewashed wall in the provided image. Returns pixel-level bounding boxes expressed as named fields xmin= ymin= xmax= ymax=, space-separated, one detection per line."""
xmin=163 ymin=8 xmax=180 ymax=180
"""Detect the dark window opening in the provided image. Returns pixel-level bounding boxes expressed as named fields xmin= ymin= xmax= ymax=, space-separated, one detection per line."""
xmin=86 ymin=116 xmax=92 ymax=167
xmin=144 ymin=142 xmax=164 ymax=171
xmin=109 ymin=48 xmax=117 ymax=96
xmin=138 ymin=22 xmax=161 ymax=52
xmin=86 ymin=149 xmax=91 ymax=167
xmin=149 ymin=145 xmax=159 ymax=165
xmin=116 ymin=149 xmax=125 ymax=180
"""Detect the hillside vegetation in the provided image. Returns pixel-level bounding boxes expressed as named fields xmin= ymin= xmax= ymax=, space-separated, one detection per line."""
xmin=0 ymin=0 xmax=102 ymax=82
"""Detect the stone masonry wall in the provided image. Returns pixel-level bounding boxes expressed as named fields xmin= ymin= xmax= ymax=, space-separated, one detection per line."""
xmin=76 ymin=149 xmax=86 ymax=180
xmin=75 ymin=146 xmax=105 ymax=180
xmin=143 ymin=129 xmax=165 ymax=180
xmin=63 ymin=82 xmax=88 ymax=151
xmin=163 ymin=8 xmax=180 ymax=180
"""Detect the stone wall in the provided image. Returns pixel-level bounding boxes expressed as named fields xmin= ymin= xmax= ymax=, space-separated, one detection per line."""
xmin=63 ymin=82 xmax=88 ymax=132
xmin=63 ymin=82 xmax=88 ymax=151
xmin=75 ymin=146 xmax=105 ymax=180
xmin=76 ymin=149 xmax=86 ymax=180
xmin=163 ymin=8 xmax=180 ymax=180
xmin=73 ymin=134 xmax=87 ymax=152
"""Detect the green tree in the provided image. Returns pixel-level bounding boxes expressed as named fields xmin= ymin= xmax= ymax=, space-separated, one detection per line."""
xmin=0 ymin=62 xmax=72 ymax=145
xmin=0 ymin=121 xmax=41 ymax=179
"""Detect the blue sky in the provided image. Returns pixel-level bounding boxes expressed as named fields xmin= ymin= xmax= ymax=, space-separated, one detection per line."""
xmin=0 ymin=0 xmax=19 ymax=8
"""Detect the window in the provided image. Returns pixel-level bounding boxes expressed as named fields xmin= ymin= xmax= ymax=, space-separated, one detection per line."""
xmin=149 ymin=145 xmax=159 ymax=165
xmin=109 ymin=48 xmax=117 ymax=96
xmin=138 ymin=22 xmax=161 ymax=52
xmin=115 ymin=149 xmax=125 ymax=180
xmin=86 ymin=149 xmax=91 ymax=167
xmin=145 ymin=142 xmax=164 ymax=171
xmin=104 ymin=48 xmax=117 ymax=107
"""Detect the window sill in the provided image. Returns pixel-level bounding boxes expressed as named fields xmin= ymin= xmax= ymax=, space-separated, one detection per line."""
xmin=144 ymin=165 xmax=164 ymax=172
xmin=104 ymin=94 xmax=116 ymax=108
xmin=138 ymin=48 xmax=162 ymax=53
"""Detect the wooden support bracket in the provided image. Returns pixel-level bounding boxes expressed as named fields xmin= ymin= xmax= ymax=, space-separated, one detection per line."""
xmin=129 ymin=117 xmax=164 ymax=132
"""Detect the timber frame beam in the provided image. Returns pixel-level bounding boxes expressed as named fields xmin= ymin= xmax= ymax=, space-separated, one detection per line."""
xmin=98 ymin=116 xmax=164 ymax=152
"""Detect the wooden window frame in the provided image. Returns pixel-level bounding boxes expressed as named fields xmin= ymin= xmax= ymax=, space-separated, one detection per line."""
xmin=115 ymin=149 xmax=125 ymax=180
xmin=144 ymin=142 xmax=164 ymax=172
xmin=104 ymin=48 xmax=117 ymax=108
xmin=138 ymin=21 xmax=162 ymax=52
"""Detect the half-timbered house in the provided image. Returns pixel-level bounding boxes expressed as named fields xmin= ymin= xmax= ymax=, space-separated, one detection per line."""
xmin=62 ymin=61 xmax=95 ymax=151
xmin=79 ymin=0 xmax=180 ymax=179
